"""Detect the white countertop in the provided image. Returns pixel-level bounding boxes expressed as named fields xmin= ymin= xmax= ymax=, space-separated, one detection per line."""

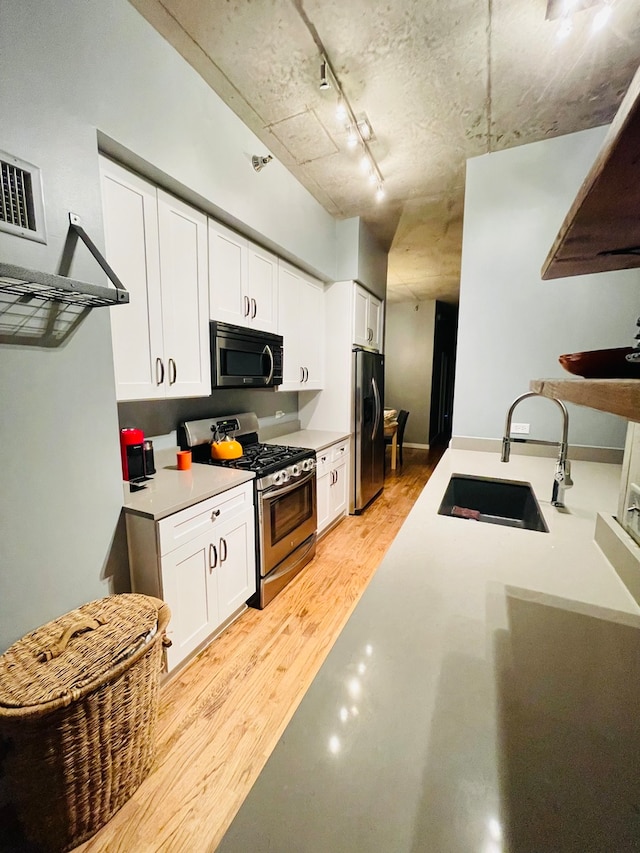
xmin=265 ymin=429 xmax=350 ymax=452
xmin=122 ymin=448 xmax=254 ymax=520
xmin=219 ymin=448 xmax=640 ymax=852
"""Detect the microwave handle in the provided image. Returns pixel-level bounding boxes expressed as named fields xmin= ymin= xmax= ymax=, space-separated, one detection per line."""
xmin=263 ymin=344 xmax=274 ymax=385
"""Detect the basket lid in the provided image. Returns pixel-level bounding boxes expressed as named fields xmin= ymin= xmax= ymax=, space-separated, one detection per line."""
xmin=0 ymin=594 xmax=161 ymax=710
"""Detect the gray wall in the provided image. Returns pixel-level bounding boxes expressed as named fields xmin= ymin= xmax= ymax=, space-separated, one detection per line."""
xmin=0 ymin=0 xmax=339 ymax=652
xmin=336 ymin=218 xmax=388 ymax=300
xmin=384 ymin=301 xmax=436 ymax=447
xmin=453 ymin=126 xmax=640 ymax=450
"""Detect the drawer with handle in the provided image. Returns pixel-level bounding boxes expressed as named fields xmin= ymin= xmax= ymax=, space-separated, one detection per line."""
xmin=331 ymin=441 xmax=349 ymax=463
xmin=316 ymin=449 xmax=332 ymax=477
xmin=158 ymin=481 xmax=253 ymax=555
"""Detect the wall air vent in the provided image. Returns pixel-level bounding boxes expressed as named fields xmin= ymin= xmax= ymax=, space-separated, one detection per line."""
xmin=0 ymin=150 xmax=46 ymax=244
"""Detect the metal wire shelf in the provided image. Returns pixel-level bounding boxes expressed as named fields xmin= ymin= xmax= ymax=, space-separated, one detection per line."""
xmin=0 ymin=212 xmax=129 ymax=345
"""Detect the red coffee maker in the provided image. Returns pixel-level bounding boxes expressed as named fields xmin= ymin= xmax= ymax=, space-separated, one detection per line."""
xmin=120 ymin=428 xmax=145 ymax=481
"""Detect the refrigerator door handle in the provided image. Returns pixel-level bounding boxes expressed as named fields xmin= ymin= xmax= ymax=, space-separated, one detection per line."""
xmin=371 ymin=375 xmax=382 ymax=440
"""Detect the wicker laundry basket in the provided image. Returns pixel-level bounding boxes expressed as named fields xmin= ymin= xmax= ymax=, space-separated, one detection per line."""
xmin=0 ymin=593 xmax=171 ymax=853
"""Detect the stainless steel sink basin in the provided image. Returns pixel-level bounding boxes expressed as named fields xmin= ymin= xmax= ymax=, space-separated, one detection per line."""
xmin=438 ymin=473 xmax=549 ymax=532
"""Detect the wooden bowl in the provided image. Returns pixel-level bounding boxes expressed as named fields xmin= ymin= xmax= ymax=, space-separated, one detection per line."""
xmin=558 ymin=347 xmax=640 ymax=378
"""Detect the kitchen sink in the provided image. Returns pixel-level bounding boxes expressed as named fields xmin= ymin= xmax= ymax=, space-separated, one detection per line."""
xmin=438 ymin=473 xmax=548 ymax=532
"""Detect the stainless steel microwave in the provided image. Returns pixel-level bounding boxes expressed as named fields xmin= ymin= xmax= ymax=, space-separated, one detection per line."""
xmin=210 ymin=321 xmax=283 ymax=388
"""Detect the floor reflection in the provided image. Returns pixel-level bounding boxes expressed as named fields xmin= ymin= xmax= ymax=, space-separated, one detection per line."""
xmin=494 ymin=590 xmax=640 ymax=852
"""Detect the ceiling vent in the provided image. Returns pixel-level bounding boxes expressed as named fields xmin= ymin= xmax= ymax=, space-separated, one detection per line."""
xmin=0 ymin=150 xmax=47 ymax=244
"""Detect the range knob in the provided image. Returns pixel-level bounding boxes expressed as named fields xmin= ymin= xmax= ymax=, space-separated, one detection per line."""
xmin=272 ymin=470 xmax=284 ymax=486
xmin=279 ymin=468 xmax=290 ymax=484
xmin=301 ymin=458 xmax=314 ymax=472
xmin=290 ymin=464 xmax=301 ymax=477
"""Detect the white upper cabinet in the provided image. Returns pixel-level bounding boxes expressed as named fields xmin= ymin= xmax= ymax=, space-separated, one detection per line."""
xmin=247 ymin=243 xmax=278 ymax=333
xmin=353 ymin=283 xmax=383 ymax=351
xmin=278 ymin=261 xmax=325 ymax=391
xmin=208 ymin=219 xmax=278 ymax=334
xmin=99 ymin=157 xmax=210 ymax=402
xmin=157 ymin=191 xmax=210 ymax=398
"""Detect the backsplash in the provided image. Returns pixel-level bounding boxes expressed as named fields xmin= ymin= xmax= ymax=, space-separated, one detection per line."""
xmin=117 ymin=389 xmax=300 ymax=445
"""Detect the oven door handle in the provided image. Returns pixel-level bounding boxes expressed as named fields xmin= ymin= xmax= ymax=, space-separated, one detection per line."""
xmin=263 ymin=344 xmax=274 ymax=385
xmin=263 ymin=468 xmax=315 ymax=499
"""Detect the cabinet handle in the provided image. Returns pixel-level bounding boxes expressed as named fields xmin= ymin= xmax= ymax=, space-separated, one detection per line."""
xmin=321 ymin=455 xmax=327 ymax=463
xmin=211 ymin=508 xmax=221 ymax=521
xmin=251 ymin=297 xmax=257 ymax=319
xmin=303 ymin=367 xmax=308 ymax=382
xmin=244 ymin=295 xmax=250 ymax=317
xmin=220 ymin=537 xmax=228 ymax=563
xmin=300 ymin=366 xmax=304 ymax=383
xmin=155 ymin=357 xmax=164 ymax=386
xmin=168 ymin=358 xmax=177 ymax=385
xmin=209 ymin=543 xmax=218 ymax=571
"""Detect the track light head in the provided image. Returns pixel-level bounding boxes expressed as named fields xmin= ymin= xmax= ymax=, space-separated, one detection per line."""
xmin=319 ymin=60 xmax=330 ymax=90
xmin=252 ymin=154 xmax=273 ymax=172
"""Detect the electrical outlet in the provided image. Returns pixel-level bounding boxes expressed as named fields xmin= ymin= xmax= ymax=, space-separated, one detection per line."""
xmin=275 ymin=410 xmax=285 ymax=419
xmin=511 ymin=422 xmax=530 ymax=435
xmin=626 ymin=482 xmax=640 ymax=544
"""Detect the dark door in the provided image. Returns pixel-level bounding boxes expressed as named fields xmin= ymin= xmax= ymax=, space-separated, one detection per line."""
xmin=429 ymin=301 xmax=458 ymax=447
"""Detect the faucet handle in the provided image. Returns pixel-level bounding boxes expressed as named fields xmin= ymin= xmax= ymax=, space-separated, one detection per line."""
xmin=564 ymin=460 xmax=573 ymax=487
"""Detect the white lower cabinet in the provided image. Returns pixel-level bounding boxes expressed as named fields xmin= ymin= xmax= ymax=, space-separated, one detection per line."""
xmin=316 ymin=440 xmax=350 ymax=535
xmin=126 ymin=482 xmax=255 ymax=673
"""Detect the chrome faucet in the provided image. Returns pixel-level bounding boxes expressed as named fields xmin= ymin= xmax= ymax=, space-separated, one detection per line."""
xmin=501 ymin=391 xmax=573 ymax=508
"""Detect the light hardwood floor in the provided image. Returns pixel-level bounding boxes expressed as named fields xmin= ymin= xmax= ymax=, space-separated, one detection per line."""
xmin=77 ymin=446 xmax=446 ymax=853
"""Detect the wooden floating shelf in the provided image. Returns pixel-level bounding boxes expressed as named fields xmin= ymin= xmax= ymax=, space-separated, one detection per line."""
xmin=541 ymin=64 xmax=640 ymax=280
xmin=530 ymin=378 xmax=640 ymax=423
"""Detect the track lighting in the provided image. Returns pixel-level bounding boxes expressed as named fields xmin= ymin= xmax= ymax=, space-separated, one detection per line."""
xmin=317 ymin=54 xmax=385 ymax=202
xmin=252 ymin=154 xmax=273 ymax=172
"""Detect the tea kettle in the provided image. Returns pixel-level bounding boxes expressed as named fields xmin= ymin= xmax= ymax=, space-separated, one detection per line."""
xmin=210 ymin=425 xmax=243 ymax=460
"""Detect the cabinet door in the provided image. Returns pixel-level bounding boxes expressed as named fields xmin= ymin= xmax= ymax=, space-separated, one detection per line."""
xmin=353 ymin=284 xmax=370 ymax=348
xmin=208 ymin=219 xmax=250 ymax=327
xmin=215 ymin=507 xmax=256 ymax=624
xmin=100 ymin=157 xmax=164 ymax=401
xmin=278 ymin=262 xmax=303 ymax=390
xmin=248 ymin=243 xmax=278 ymax=333
xmin=368 ymin=295 xmax=383 ymax=352
xmin=316 ymin=471 xmax=331 ymax=533
xmin=299 ymin=276 xmax=325 ymax=389
xmin=158 ymin=191 xmax=210 ymax=398
xmin=161 ymin=529 xmax=219 ymax=672
xmin=330 ymin=459 xmax=349 ymax=520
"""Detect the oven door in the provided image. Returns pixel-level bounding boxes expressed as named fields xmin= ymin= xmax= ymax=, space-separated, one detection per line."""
xmin=258 ymin=469 xmax=317 ymax=577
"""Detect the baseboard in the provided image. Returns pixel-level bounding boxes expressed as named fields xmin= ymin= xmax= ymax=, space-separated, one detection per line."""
xmin=595 ymin=513 xmax=640 ymax=606
xmin=402 ymin=442 xmax=430 ymax=450
xmin=450 ymin=436 xmax=623 ymax=465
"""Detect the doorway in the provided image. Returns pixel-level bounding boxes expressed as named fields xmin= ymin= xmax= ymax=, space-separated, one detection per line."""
xmin=429 ymin=301 xmax=458 ymax=447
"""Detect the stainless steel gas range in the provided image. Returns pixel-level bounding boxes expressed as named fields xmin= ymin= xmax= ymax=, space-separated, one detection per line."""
xmin=178 ymin=412 xmax=317 ymax=608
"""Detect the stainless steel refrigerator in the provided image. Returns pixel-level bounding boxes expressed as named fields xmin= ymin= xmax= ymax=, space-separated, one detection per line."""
xmin=352 ymin=347 xmax=385 ymax=513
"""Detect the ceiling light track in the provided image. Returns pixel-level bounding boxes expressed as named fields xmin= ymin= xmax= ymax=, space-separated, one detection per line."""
xmin=318 ymin=52 xmax=385 ymax=202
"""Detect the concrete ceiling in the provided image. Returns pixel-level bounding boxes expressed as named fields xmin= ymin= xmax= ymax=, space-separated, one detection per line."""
xmin=129 ymin=0 xmax=640 ymax=304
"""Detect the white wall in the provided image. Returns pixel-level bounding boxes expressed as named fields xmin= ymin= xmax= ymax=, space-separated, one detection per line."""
xmin=453 ymin=127 xmax=639 ymax=450
xmin=0 ymin=0 xmax=340 ymax=651
xmin=384 ymin=301 xmax=435 ymax=446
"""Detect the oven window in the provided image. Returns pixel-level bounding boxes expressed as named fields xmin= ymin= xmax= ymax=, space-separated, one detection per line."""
xmin=269 ymin=480 xmax=314 ymax=545
xmin=221 ymin=347 xmax=266 ymax=378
